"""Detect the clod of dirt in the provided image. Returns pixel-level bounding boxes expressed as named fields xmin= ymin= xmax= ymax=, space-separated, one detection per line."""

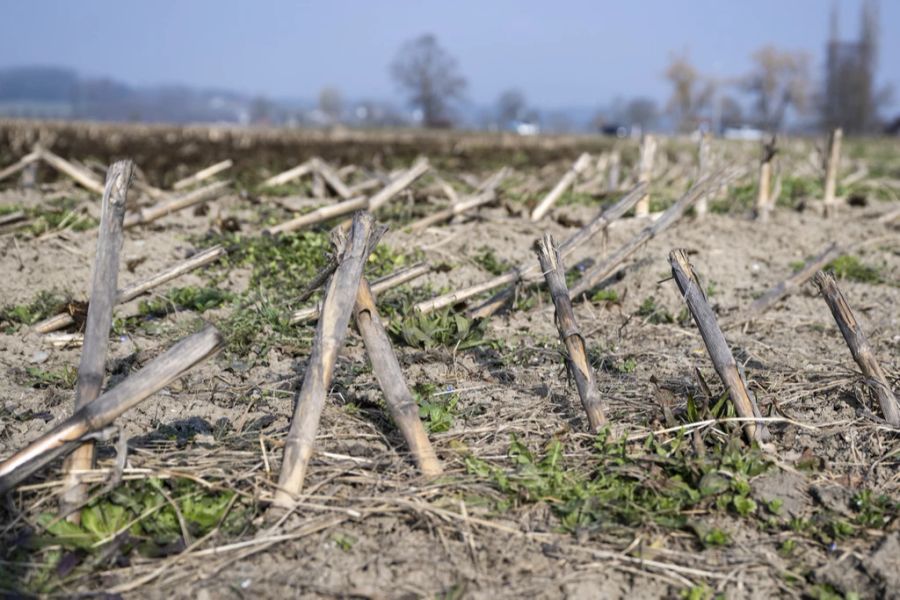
xmin=810 ymin=484 xmax=855 ymax=516
xmin=752 ymin=469 xmax=810 ymax=519
xmin=865 ymin=533 xmax=900 ymax=600
xmin=814 ymin=554 xmax=876 ymax=598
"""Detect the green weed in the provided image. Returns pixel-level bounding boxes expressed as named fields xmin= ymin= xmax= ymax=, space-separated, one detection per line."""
xmin=826 ymin=255 xmax=883 ymax=284
xmin=414 ymin=383 xmax=460 ymax=433
xmin=0 ymin=290 xmax=68 ymax=332
xmin=637 ymin=296 xmax=674 ymax=324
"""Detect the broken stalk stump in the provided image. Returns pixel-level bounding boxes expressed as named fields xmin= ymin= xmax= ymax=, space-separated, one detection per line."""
xmin=755 ymin=136 xmax=776 ymax=222
xmin=61 ymin=161 xmax=133 ymax=517
xmin=813 ymin=271 xmax=899 ymax=426
xmin=537 ymin=234 xmax=606 ymax=430
xmin=634 ymin=135 xmax=657 ymax=217
xmin=274 ymin=212 xmax=382 ymax=507
xmin=669 ymin=249 xmax=769 ymax=443
xmin=0 ymin=325 xmax=224 ymax=495
xmin=34 ymin=245 xmax=228 ymax=334
xmin=530 ymin=153 xmax=591 ymax=221
xmin=354 ymin=278 xmax=443 ymax=475
xmin=695 ymin=133 xmax=712 ymax=219
xmin=823 ymin=128 xmax=843 ymax=218
xmin=172 ymin=159 xmax=233 ymax=191
xmin=123 ymin=180 xmax=230 ymax=228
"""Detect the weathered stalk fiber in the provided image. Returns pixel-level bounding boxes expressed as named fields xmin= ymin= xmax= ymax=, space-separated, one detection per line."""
xmin=34 ymin=245 xmax=227 ymax=334
xmin=415 ymin=182 xmax=646 ymax=316
xmin=60 ymin=161 xmax=132 ymax=516
xmin=274 ymin=212 xmax=382 ymax=507
xmin=669 ymin=249 xmax=770 ymax=443
xmin=813 ymin=271 xmax=899 ymax=426
xmin=124 ymin=180 xmax=230 ymax=228
xmin=568 ymin=168 xmax=739 ymax=299
xmin=536 ymin=234 xmax=606 ymax=430
xmin=354 ymin=278 xmax=443 ymax=475
xmin=724 ymin=242 xmax=841 ymax=328
xmin=172 ymin=159 xmax=233 ymax=190
xmin=530 ymin=153 xmax=591 ymax=221
xmin=823 ymin=128 xmax=843 ymax=218
xmin=291 ymin=262 xmax=431 ymax=324
xmin=0 ymin=325 xmax=223 ymax=495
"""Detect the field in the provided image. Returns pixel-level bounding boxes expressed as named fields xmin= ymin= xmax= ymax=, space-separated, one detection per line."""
xmin=0 ymin=120 xmax=898 ymax=599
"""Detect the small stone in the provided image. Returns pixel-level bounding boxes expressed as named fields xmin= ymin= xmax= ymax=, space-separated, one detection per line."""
xmin=29 ymin=350 xmax=49 ymax=364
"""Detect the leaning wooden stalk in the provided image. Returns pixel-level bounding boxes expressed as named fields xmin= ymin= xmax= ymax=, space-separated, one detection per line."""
xmin=0 ymin=325 xmax=223 ymax=495
xmin=0 ymin=150 xmax=41 ymax=183
xmin=172 ymin=159 xmax=233 ymax=190
xmin=823 ymin=128 xmax=843 ymax=218
xmin=366 ymin=157 xmax=430 ymax=212
xmin=536 ymin=234 xmax=606 ymax=430
xmin=36 ymin=147 xmax=106 ymax=194
xmin=813 ymin=271 xmax=899 ymax=426
xmin=755 ymin=137 xmax=776 ymax=222
xmin=725 ymin=242 xmax=841 ymax=328
xmin=60 ymin=161 xmax=133 ymax=517
xmin=274 ymin=212 xmax=381 ymax=507
xmin=263 ymin=195 xmax=367 ymax=236
xmin=634 ymin=135 xmax=657 ymax=217
xmin=312 ymin=158 xmax=353 ymax=199
xmin=417 ymin=183 xmax=645 ymax=317
xmin=292 ymin=262 xmax=430 ymax=324
xmin=530 ymin=153 xmax=591 ymax=221
xmin=123 ymin=180 xmax=230 ymax=228
xmin=409 ymin=168 xmax=508 ymax=231
xmin=669 ymin=249 xmax=769 ymax=443
xmin=353 ymin=279 xmax=443 ymax=475
xmin=261 ymin=161 xmax=314 ymax=188
xmin=34 ymin=245 xmax=227 ymax=334
xmin=568 ymin=169 xmax=736 ymax=299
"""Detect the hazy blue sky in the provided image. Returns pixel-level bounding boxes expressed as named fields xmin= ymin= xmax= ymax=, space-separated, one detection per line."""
xmin=1 ymin=0 xmax=897 ymax=113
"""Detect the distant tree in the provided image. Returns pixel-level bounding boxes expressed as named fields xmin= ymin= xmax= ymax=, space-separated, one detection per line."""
xmin=664 ymin=52 xmax=713 ymax=132
xmin=497 ymin=89 xmax=526 ymax=125
xmin=822 ymin=0 xmax=891 ymax=133
xmin=318 ymin=87 xmax=343 ymax=122
xmin=719 ymin=95 xmax=744 ymax=130
xmin=625 ymin=97 xmax=659 ymax=131
xmin=390 ymin=34 xmax=467 ymax=127
xmin=743 ymin=46 xmax=810 ymax=131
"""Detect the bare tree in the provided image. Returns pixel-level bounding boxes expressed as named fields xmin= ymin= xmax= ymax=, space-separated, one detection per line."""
xmin=744 ymin=46 xmax=810 ymax=131
xmin=625 ymin=97 xmax=659 ymax=131
xmin=719 ymin=95 xmax=744 ymax=130
xmin=318 ymin=87 xmax=343 ymax=123
xmin=391 ymin=34 xmax=467 ymax=128
xmin=664 ymin=52 xmax=713 ymax=132
xmin=497 ymin=89 xmax=526 ymax=125
xmin=823 ymin=0 xmax=891 ymax=133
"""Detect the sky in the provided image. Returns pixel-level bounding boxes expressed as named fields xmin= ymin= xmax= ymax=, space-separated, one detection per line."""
xmin=0 ymin=0 xmax=898 ymax=114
